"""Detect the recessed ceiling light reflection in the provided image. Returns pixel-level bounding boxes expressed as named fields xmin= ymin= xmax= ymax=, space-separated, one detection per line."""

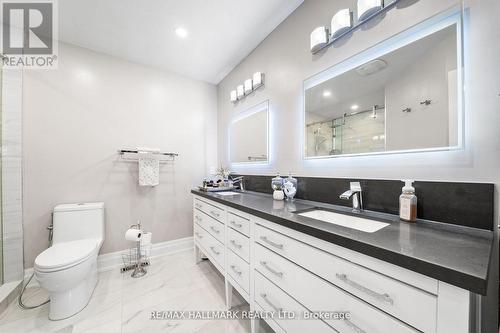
xmin=350 ymin=104 xmax=359 ymax=110
xmin=323 ymin=91 xmax=332 ymax=97
xmin=175 ymin=27 xmax=188 ymax=38
xmin=75 ymin=69 xmax=94 ymax=84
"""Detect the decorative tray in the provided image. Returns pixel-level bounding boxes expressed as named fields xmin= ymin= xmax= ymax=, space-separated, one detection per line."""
xmin=198 ymin=186 xmax=236 ymax=192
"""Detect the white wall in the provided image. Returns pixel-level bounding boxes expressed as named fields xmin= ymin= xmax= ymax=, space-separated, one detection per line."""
xmin=23 ymin=43 xmax=217 ymax=267
xmin=217 ymin=0 xmax=500 ymax=224
xmin=385 ymin=31 xmax=456 ymax=150
xmin=2 ymin=68 xmax=24 ymax=282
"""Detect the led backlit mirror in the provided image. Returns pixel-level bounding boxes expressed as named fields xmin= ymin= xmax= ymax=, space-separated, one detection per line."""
xmin=230 ymin=101 xmax=269 ymax=164
xmin=304 ymin=13 xmax=463 ymax=158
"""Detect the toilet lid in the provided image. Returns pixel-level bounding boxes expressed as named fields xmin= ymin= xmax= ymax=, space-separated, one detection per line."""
xmin=35 ymin=239 xmax=99 ymax=271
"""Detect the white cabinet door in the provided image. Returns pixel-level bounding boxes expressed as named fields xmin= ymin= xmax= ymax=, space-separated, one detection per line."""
xmin=255 ymin=224 xmax=437 ymax=332
xmin=255 ymin=271 xmax=337 ymax=333
xmin=255 ymin=244 xmax=418 ymax=333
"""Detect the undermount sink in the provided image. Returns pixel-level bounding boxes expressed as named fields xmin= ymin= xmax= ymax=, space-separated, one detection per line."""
xmin=214 ymin=191 xmax=241 ymax=196
xmin=296 ymin=209 xmax=389 ymax=233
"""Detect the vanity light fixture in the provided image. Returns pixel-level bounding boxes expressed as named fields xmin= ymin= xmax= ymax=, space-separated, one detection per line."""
xmin=331 ymin=9 xmax=353 ymax=39
xmin=244 ymin=79 xmax=253 ymax=94
xmin=310 ymin=26 xmax=329 ymax=53
xmin=230 ymin=90 xmax=238 ymax=102
xmin=357 ymin=0 xmax=384 ymax=21
xmin=230 ymin=72 xmax=265 ymax=103
xmin=236 ymin=85 xmax=245 ymax=99
xmin=253 ymin=72 xmax=264 ymax=88
xmin=310 ymin=0 xmax=401 ymax=54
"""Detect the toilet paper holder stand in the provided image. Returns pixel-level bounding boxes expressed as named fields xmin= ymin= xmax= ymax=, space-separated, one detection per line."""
xmin=122 ymin=222 xmax=149 ymax=278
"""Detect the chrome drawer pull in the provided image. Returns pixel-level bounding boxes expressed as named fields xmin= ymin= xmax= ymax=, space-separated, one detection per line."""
xmin=210 ymin=210 xmax=220 ymax=217
xmin=259 ymin=236 xmax=284 ymax=250
xmin=230 ymin=265 xmax=242 ymax=275
xmin=195 ymin=232 xmax=203 ymax=239
xmin=195 ymin=203 xmax=202 ymax=208
xmin=230 ymin=240 xmax=242 ymax=249
xmin=345 ymin=319 xmax=366 ymax=333
xmin=260 ymin=293 xmax=282 ymax=313
xmin=260 ymin=261 xmax=283 ymax=278
xmin=210 ymin=226 xmax=220 ymax=234
xmin=230 ymin=220 xmax=243 ymax=228
xmin=210 ymin=247 xmax=220 ymax=255
xmin=336 ymin=273 xmax=394 ymax=305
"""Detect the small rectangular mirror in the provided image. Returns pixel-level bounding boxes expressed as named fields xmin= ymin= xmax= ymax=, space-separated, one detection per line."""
xmin=304 ymin=12 xmax=463 ymax=158
xmin=230 ymin=101 xmax=269 ymax=164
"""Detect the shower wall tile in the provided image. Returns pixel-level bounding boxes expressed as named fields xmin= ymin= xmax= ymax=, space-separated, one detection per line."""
xmin=2 ymin=236 xmax=23 ymax=282
xmin=2 ymin=69 xmax=24 ymax=283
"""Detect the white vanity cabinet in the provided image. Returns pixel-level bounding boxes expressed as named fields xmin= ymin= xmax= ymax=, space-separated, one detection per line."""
xmin=193 ymin=197 xmax=252 ymax=304
xmin=192 ymin=195 xmax=475 ymax=333
xmin=225 ymin=208 xmax=252 ymax=301
xmin=193 ymin=198 xmax=226 ymax=272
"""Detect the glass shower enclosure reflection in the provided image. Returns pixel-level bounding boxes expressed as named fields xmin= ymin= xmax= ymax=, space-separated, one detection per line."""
xmin=306 ymin=106 xmax=385 ymax=157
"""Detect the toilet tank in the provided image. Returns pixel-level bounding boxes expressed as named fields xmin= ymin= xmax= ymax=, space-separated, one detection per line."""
xmin=52 ymin=202 xmax=105 ymax=244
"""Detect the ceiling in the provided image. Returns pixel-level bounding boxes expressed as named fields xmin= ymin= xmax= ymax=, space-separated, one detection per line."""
xmin=58 ymin=0 xmax=303 ymax=84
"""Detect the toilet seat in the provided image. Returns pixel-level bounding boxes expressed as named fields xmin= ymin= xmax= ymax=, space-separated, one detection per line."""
xmin=35 ymin=239 xmax=100 ymax=272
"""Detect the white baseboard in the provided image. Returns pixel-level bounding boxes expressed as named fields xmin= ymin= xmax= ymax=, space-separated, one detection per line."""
xmin=24 ymin=236 xmax=194 ymax=283
xmin=97 ymin=236 xmax=194 ymax=272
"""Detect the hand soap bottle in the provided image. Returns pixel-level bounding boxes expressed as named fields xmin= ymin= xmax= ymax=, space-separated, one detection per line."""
xmin=399 ymin=180 xmax=417 ymax=222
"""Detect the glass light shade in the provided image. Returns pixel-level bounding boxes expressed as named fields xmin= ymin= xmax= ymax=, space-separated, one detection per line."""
xmin=331 ymin=9 xmax=353 ymax=39
xmin=310 ymin=26 xmax=329 ymax=52
xmin=357 ymin=0 xmax=384 ymax=21
xmin=236 ymin=85 xmax=244 ymax=98
xmin=253 ymin=72 xmax=263 ymax=87
xmin=244 ymin=79 xmax=253 ymax=94
xmin=230 ymin=90 xmax=237 ymax=102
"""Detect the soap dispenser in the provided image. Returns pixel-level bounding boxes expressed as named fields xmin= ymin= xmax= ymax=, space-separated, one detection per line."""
xmin=399 ymin=180 xmax=417 ymax=222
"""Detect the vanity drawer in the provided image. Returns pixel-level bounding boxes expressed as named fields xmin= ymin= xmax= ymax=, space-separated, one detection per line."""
xmin=255 ymin=244 xmax=418 ymax=333
xmin=194 ymin=224 xmax=225 ymax=270
xmin=227 ymin=212 xmax=250 ymax=236
xmin=254 ymin=271 xmax=335 ymax=333
xmin=194 ymin=224 xmax=208 ymax=245
xmin=226 ymin=250 xmax=250 ymax=294
xmin=227 ymin=227 xmax=250 ymax=263
xmin=255 ymin=224 xmax=436 ymax=332
xmin=194 ymin=211 xmax=225 ymax=244
xmin=194 ymin=198 xmax=225 ymax=222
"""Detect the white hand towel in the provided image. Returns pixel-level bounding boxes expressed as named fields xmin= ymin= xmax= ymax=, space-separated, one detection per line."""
xmin=138 ymin=152 xmax=159 ymax=186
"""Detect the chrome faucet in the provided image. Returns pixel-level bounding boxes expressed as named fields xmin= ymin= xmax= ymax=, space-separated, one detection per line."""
xmin=231 ymin=176 xmax=245 ymax=191
xmin=340 ymin=182 xmax=363 ymax=212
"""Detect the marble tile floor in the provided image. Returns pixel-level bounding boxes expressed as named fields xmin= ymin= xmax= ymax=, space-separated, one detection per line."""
xmin=0 ymin=250 xmax=271 ymax=333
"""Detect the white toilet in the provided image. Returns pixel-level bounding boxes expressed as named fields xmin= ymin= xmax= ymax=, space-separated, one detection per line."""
xmin=34 ymin=202 xmax=105 ymax=320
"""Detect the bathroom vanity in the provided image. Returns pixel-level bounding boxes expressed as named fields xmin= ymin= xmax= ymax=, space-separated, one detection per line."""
xmin=191 ymin=189 xmax=494 ymax=333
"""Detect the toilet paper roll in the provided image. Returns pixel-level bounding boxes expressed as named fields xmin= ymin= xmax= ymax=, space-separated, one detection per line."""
xmin=125 ymin=228 xmax=142 ymax=242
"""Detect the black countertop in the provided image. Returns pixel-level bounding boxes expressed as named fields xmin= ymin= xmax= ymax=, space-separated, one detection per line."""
xmin=191 ymin=189 xmax=495 ymax=295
